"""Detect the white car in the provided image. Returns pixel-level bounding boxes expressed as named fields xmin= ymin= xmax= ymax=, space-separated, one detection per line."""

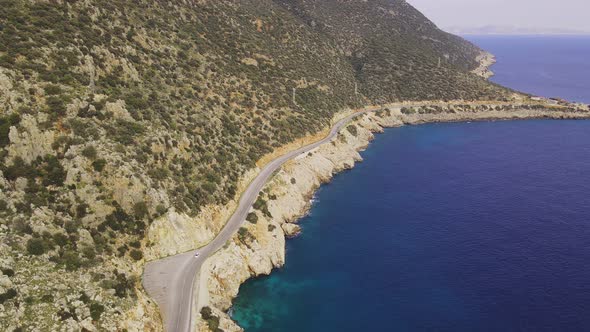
xmin=194 ymin=252 xmax=200 ymax=258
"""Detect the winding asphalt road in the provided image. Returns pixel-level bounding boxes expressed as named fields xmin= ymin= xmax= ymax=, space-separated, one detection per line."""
xmin=142 ymin=99 xmax=571 ymax=331
xmin=142 ymin=106 xmax=384 ymax=332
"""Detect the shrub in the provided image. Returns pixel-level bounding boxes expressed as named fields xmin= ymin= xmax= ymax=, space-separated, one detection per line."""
xmin=156 ymin=204 xmax=167 ymax=216
xmin=1 ymin=268 xmax=15 ymax=277
xmin=90 ymin=302 xmax=105 ymax=321
xmin=108 ymin=120 xmax=145 ymax=144
xmin=401 ymin=107 xmax=415 ymax=115
xmin=129 ymin=249 xmax=143 ymax=261
xmin=53 ymin=232 xmax=69 ymax=246
xmin=82 ymin=246 xmax=96 ymax=260
xmin=0 ymin=199 xmax=8 ymax=211
xmin=3 ymin=157 xmax=37 ymax=181
xmin=346 ymin=124 xmax=358 ymax=137
xmin=79 ymin=292 xmax=90 ymax=304
xmin=237 ymin=227 xmax=252 ymax=243
xmin=253 ymin=197 xmax=266 ymax=210
xmin=46 ymin=96 xmax=67 ymax=117
xmin=148 ymin=167 xmax=170 ymax=180
xmin=200 ymin=306 xmax=221 ymax=331
xmin=27 ymin=238 xmax=46 ymax=255
xmin=0 ymin=113 xmax=20 ymax=148
xmin=92 ymin=159 xmax=107 ymax=172
xmin=246 ymin=212 xmax=258 ymax=223
xmin=64 ymin=219 xmax=80 ymax=234
xmin=40 ymin=294 xmax=54 ymax=303
xmin=133 ymin=201 xmax=148 ymax=220
xmin=41 ymin=155 xmax=66 ymax=186
xmin=290 ymin=178 xmax=296 ymax=184
xmin=62 ymin=250 xmax=81 ymax=271
xmin=76 ymin=203 xmax=89 ymax=218
xmin=81 ymin=146 xmax=97 ymax=159
xmin=0 ymin=288 xmax=17 ymax=304
xmin=43 ymin=84 xmax=62 ymax=95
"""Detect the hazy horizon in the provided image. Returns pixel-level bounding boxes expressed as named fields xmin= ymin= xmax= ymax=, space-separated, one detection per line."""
xmin=408 ymin=0 xmax=590 ymax=35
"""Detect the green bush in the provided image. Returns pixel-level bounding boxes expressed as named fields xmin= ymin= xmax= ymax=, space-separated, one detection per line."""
xmin=0 ymin=113 xmax=20 ymax=148
xmin=27 ymin=238 xmax=46 ymax=255
xmin=90 ymin=302 xmax=105 ymax=321
xmin=346 ymin=124 xmax=358 ymax=137
xmin=401 ymin=107 xmax=416 ymax=115
xmin=133 ymin=201 xmax=148 ymax=220
xmin=2 ymin=157 xmax=37 ymax=181
xmin=43 ymin=84 xmax=62 ymax=95
xmin=62 ymin=250 xmax=82 ymax=271
xmin=1 ymin=268 xmax=15 ymax=277
xmin=253 ymin=197 xmax=266 ymax=210
xmin=108 ymin=120 xmax=145 ymax=144
xmin=64 ymin=219 xmax=80 ymax=234
xmin=40 ymin=294 xmax=54 ymax=303
xmin=246 ymin=212 xmax=258 ymax=223
xmin=0 ymin=288 xmax=17 ymax=304
xmin=0 ymin=199 xmax=8 ymax=211
xmin=81 ymin=146 xmax=97 ymax=159
xmin=41 ymin=155 xmax=66 ymax=186
xmin=53 ymin=232 xmax=69 ymax=246
xmin=200 ymin=306 xmax=221 ymax=331
xmin=92 ymin=159 xmax=107 ymax=172
xmin=46 ymin=96 xmax=67 ymax=117
xmin=129 ymin=249 xmax=143 ymax=261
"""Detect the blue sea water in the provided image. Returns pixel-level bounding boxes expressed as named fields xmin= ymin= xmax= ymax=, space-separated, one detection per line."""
xmin=465 ymin=35 xmax=590 ymax=104
xmin=231 ymin=37 xmax=590 ymax=331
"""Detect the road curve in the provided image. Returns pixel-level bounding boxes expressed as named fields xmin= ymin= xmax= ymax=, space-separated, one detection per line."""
xmin=143 ymin=107 xmax=384 ymax=332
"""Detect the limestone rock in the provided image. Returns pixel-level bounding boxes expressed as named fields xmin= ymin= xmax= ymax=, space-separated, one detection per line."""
xmin=7 ymin=115 xmax=55 ymax=163
xmin=281 ymin=223 xmax=301 ymax=238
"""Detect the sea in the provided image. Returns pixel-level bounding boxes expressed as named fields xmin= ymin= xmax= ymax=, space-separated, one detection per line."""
xmin=231 ymin=35 xmax=590 ymax=331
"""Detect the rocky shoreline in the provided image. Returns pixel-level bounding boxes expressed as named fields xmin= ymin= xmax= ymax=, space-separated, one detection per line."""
xmin=191 ymin=104 xmax=590 ymax=332
xmin=473 ymin=51 xmax=497 ymax=79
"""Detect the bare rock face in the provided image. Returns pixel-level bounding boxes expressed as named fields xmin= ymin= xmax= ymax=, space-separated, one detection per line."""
xmin=281 ymin=223 xmax=301 ymax=238
xmin=104 ymin=100 xmax=134 ymax=121
xmin=7 ymin=115 xmax=55 ymax=163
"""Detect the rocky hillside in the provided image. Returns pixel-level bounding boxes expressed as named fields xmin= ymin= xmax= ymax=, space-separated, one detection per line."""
xmin=0 ymin=0 xmax=510 ymax=330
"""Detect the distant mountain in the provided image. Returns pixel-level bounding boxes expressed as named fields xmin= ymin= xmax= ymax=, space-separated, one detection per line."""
xmin=445 ymin=25 xmax=590 ymax=36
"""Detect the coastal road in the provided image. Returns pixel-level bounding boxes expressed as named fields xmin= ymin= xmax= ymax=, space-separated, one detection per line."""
xmin=142 ymin=99 xmax=568 ymax=331
xmin=142 ymin=106 xmax=384 ymax=332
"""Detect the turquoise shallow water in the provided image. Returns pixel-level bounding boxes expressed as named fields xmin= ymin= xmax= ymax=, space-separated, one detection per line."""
xmin=231 ymin=37 xmax=590 ymax=331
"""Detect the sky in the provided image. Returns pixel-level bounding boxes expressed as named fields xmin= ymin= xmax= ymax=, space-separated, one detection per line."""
xmin=407 ymin=0 xmax=590 ymax=34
